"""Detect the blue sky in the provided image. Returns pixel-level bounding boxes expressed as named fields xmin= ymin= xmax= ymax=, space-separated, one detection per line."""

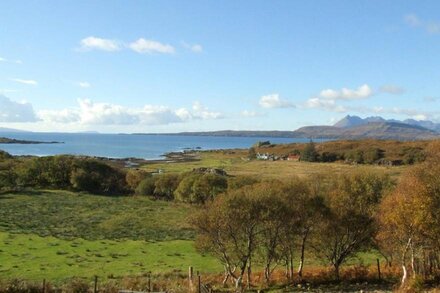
xmin=0 ymin=0 xmax=440 ymax=133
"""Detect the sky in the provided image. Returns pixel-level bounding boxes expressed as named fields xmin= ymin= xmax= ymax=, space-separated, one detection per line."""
xmin=1 ymin=0 xmax=440 ymax=133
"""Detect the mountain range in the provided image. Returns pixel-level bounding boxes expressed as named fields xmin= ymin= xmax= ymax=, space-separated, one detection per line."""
xmin=333 ymin=115 xmax=440 ymax=132
xmin=169 ymin=115 xmax=440 ymax=140
xmin=291 ymin=115 xmax=440 ymax=140
xmin=2 ymin=115 xmax=440 ymax=140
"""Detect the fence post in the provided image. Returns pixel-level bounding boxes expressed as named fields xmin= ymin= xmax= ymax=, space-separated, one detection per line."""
xmin=377 ymin=258 xmax=381 ymax=281
xmin=197 ymin=271 xmax=201 ymax=293
xmin=94 ymin=276 xmax=98 ymax=293
xmin=148 ymin=272 xmax=151 ymax=292
xmin=188 ymin=266 xmax=194 ymax=292
xmin=42 ymin=279 xmax=46 ymax=293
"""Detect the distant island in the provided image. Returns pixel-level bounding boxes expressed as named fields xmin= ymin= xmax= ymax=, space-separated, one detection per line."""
xmin=0 ymin=137 xmax=62 ymax=144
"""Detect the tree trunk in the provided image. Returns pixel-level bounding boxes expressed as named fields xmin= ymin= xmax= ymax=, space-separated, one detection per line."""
xmin=334 ymin=263 xmax=340 ymax=280
xmin=410 ymin=243 xmax=416 ymax=277
xmin=401 ymin=264 xmax=408 ymax=287
xmin=222 ymin=266 xmax=230 ymax=287
xmin=246 ymin=258 xmax=252 ymax=290
xmin=298 ymin=231 xmax=308 ymax=279
xmin=289 ymin=250 xmax=294 ymax=281
xmin=401 ymin=237 xmax=412 ymax=288
xmin=234 ymin=276 xmax=242 ymax=292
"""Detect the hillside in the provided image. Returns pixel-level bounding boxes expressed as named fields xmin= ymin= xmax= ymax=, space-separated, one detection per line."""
xmin=291 ymin=122 xmax=439 ymax=140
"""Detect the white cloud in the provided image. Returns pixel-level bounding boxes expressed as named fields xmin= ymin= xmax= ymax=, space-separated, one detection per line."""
xmin=404 ymin=14 xmax=440 ymax=34
xmin=318 ymin=84 xmax=373 ymax=100
xmin=79 ymin=36 xmax=121 ymax=52
xmin=182 ymin=42 xmax=203 ymax=53
xmin=128 ymin=38 xmax=175 ymax=54
xmin=37 ymin=99 xmax=222 ymax=126
xmin=38 ymin=109 xmax=80 ymax=124
xmin=0 ymin=57 xmax=22 ymax=64
xmin=77 ymin=81 xmax=91 ymax=88
xmin=259 ymin=94 xmax=294 ymax=108
xmin=240 ymin=110 xmax=263 ymax=118
xmin=10 ymin=78 xmax=38 ymax=86
xmin=0 ymin=95 xmax=37 ymax=122
xmin=305 ymin=98 xmax=347 ymax=112
xmin=379 ymin=85 xmax=405 ymax=95
xmin=191 ymin=101 xmax=223 ymax=119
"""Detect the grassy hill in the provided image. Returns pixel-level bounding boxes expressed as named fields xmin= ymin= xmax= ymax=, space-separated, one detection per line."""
xmin=0 ymin=190 xmax=221 ymax=281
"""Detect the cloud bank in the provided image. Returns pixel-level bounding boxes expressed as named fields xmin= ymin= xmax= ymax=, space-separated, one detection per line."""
xmin=259 ymin=94 xmax=294 ymax=109
xmin=0 ymin=95 xmax=37 ymax=122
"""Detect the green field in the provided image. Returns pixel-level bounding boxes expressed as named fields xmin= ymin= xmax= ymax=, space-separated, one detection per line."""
xmin=0 ymin=191 xmax=221 ymax=281
xmin=0 ymin=232 xmax=221 ymax=281
xmin=0 ymin=188 xmax=387 ymax=282
xmin=0 ymin=190 xmax=195 ymax=241
xmin=143 ymin=150 xmax=405 ymax=179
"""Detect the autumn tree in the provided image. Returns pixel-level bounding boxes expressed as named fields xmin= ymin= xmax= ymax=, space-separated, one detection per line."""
xmin=378 ymin=160 xmax=440 ymax=287
xmin=312 ymin=171 xmax=392 ymax=279
xmin=192 ymin=185 xmax=266 ymax=290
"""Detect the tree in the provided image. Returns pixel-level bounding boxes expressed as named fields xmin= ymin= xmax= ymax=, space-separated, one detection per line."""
xmin=70 ymin=159 xmax=128 ymax=195
xmin=311 ymin=171 xmax=391 ymax=279
xmin=301 ymin=140 xmax=318 ymax=162
xmin=248 ymin=147 xmax=256 ymax=160
xmin=192 ymin=173 xmax=227 ymax=203
xmin=154 ymin=173 xmax=180 ymax=199
xmin=0 ymin=160 xmax=18 ymax=191
xmin=192 ymin=185 xmax=266 ymax=290
xmin=174 ymin=173 xmax=201 ymax=202
xmin=377 ymin=160 xmax=440 ymax=288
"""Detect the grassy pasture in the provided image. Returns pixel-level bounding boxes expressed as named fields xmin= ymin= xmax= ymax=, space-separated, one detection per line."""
xmin=0 ymin=232 xmax=221 ymax=281
xmin=142 ymin=150 xmax=406 ymax=179
xmin=0 ymin=190 xmax=386 ymax=282
xmin=0 ymin=190 xmax=194 ymax=241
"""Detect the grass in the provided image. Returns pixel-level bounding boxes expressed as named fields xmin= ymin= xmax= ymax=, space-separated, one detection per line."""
xmin=0 ymin=191 xmax=221 ymax=281
xmin=142 ymin=150 xmax=406 ymax=179
xmin=0 ymin=190 xmax=194 ymax=241
xmin=0 ymin=189 xmax=386 ymax=283
xmin=0 ymin=231 xmax=221 ymax=281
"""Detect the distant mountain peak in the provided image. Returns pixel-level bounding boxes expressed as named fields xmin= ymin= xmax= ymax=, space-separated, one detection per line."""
xmin=333 ymin=115 xmax=364 ymax=128
xmin=333 ymin=115 xmax=440 ymax=132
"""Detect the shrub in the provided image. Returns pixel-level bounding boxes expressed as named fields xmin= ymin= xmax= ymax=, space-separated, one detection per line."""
xmin=135 ymin=176 xmax=157 ymax=196
xmin=126 ymin=169 xmax=151 ymax=191
xmin=70 ymin=159 xmax=128 ymax=195
xmin=154 ymin=174 xmax=181 ymax=200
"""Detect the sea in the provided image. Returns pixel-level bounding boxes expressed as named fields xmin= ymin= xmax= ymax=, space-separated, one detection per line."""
xmin=0 ymin=132 xmax=313 ymax=160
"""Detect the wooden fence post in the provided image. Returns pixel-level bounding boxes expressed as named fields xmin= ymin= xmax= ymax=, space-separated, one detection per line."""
xmin=197 ymin=271 xmax=201 ymax=293
xmin=42 ymin=279 xmax=46 ymax=293
xmin=148 ymin=272 xmax=151 ymax=292
xmin=94 ymin=276 xmax=98 ymax=293
xmin=188 ymin=266 xmax=194 ymax=292
xmin=377 ymin=258 xmax=381 ymax=281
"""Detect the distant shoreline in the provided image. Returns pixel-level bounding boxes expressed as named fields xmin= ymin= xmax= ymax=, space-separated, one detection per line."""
xmin=0 ymin=137 xmax=63 ymax=145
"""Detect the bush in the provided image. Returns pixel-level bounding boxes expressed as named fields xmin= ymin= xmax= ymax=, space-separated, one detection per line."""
xmin=135 ymin=176 xmax=157 ymax=196
xmin=126 ymin=169 xmax=151 ymax=191
xmin=0 ymin=150 xmax=12 ymax=160
xmin=70 ymin=159 xmax=128 ymax=195
xmin=154 ymin=174 xmax=181 ymax=200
